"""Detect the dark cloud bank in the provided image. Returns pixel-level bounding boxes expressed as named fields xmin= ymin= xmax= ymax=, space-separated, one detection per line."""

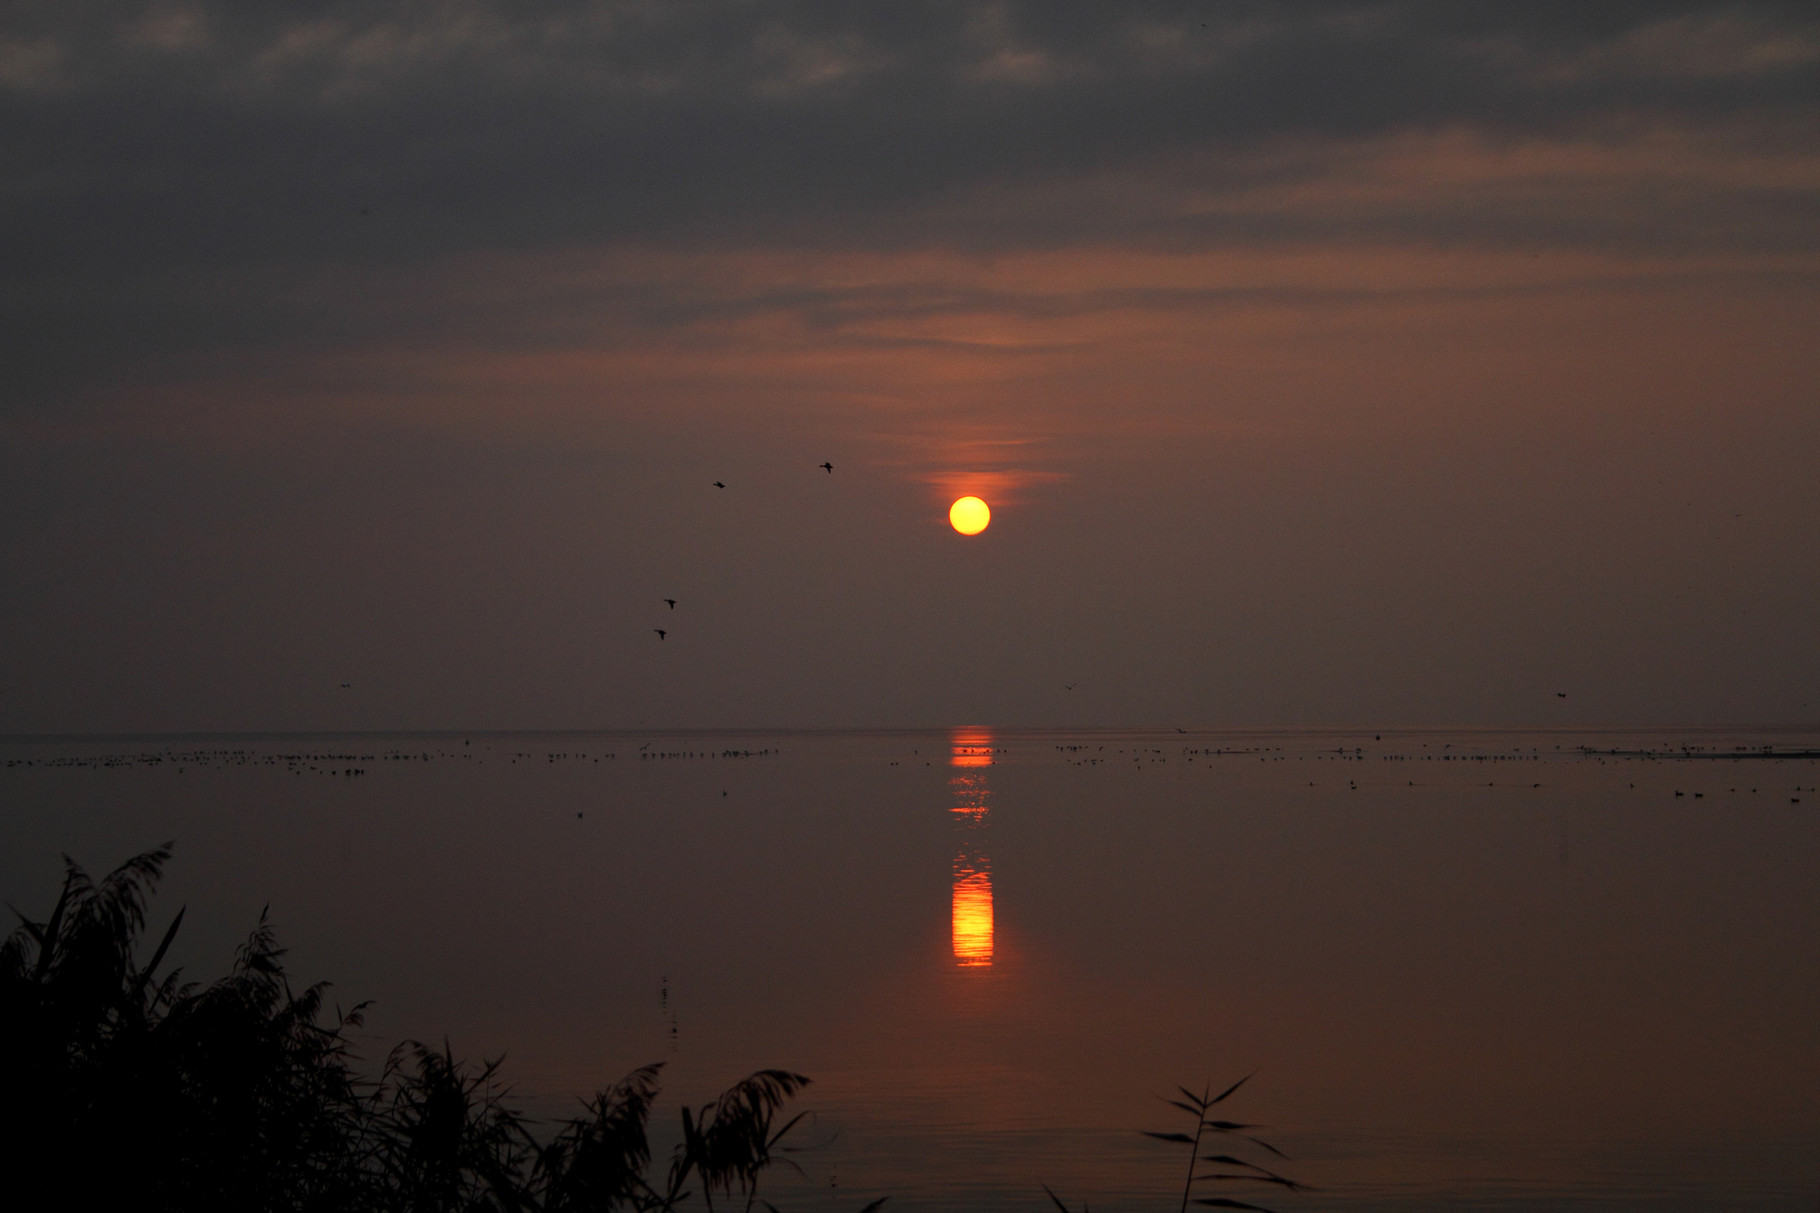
xmin=4 ymin=0 xmax=1815 ymax=401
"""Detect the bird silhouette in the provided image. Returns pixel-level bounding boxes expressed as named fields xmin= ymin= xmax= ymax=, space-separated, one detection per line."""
xmin=713 ymin=481 xmax=725 ymax=488
xmin=1063 ymin=683 xmax=1076 ymax=691
xmin=654 ymin=629 xmax=666 ymax=640
xmin=819 ymin=462 xmax=833 ymax=473
xmin=1556 ymin=691 xmax=1567 ymax=698
xmin=339 ymin=683 xmax=351 ymax=689
xmin=664 ymin=599 xmax=676 ymax=609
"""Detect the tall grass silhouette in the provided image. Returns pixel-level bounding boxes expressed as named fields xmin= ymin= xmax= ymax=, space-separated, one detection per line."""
xmin=7 ymin=846 xmax=1300 ymax=1211
xmin=2 ymin=843 xmax=372 ymax=1209
xmin=0 ymin=847 xmax=879 ymax=1213
xmin=1045 ymin=1075 xmax=1310 ymax=1213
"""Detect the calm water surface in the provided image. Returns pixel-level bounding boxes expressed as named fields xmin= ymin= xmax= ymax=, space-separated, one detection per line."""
xmin=4 ymin=728 xmax=1818 ymax=1210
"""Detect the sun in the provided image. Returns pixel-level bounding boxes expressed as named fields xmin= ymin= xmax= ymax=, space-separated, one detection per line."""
xmin=949 ymin=496 xmax=991 ymax=535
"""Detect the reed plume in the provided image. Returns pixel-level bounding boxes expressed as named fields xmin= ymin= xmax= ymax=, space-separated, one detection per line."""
xmin=1 ymin=847 xmax=875 ymax=1213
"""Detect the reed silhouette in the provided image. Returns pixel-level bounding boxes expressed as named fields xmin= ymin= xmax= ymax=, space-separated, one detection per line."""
xmin=2 ymin=844 xmax=370 ymax=1210
xmin=1 ymin=847 xmax=878 ymax=1213
xmin=1044 ymin=1075 xmax=1309 ymax=1213
xmin=7 ymin=847 xmax=1298 ymax=1211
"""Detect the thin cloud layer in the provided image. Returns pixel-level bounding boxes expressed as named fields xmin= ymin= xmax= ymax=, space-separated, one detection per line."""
xmin=6 ymin=2 xmax=1814 ymax=261
xmin=5 ymin=1 xmax=1815 ymax=416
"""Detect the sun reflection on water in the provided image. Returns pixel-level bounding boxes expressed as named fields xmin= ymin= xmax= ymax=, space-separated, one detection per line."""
xmin=951 ymin=868 xmax=993 ymax=966
xmin=950 ymin=728 xmax=994 ymax=967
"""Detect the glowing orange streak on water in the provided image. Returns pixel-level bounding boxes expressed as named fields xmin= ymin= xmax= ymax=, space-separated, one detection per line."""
xmin=949 ymin=771 xmax=989 ymax=820
xmin=950 ymin=727 xmax=994 ymax=967
xmin=951 ymin=727 xmax=993 ymax=769
xmin=951 ymin=866 xmax=994 ymax=967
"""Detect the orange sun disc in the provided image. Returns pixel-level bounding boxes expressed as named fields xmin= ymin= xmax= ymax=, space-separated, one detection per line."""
xmin=949 ymin=496 xmax=990 ymax=535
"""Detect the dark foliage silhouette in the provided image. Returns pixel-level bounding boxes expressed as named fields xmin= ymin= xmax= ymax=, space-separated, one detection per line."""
xmin=535 ymin=1064 xmax=665 ymax=1211
xmin=668 ymin=1069 xmax=811 ymax=1212
xmin=2 ymin=843 xmax=372 ymax=1210
xmin=8 ymin=846 xmax=1298 ymax=1211
xmin=1 ymin=848 xmax=873 ymax=1213
xmin=371 ymin=1041 xmax=537 ymax=1212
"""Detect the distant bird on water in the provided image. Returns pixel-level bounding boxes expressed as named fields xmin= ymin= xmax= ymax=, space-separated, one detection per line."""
xmin=654 ymin=629 xmax=666 ymax=640
xmin=664 ymin=599 xmax=676 ymax=609
xmin=819 ymin=462 xmax=834 ymax=473
xmin=713 ymin=481 xmax=725 ymax=488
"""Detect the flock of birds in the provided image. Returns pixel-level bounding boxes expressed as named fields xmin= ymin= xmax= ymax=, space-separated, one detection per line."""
xmin=323 ymin=460 xmax=1594 ymax=713
xmin=646 ymin=461 xmax=1099 ymax=698
xmin=652 ymin=462 xmax=834 ymax=644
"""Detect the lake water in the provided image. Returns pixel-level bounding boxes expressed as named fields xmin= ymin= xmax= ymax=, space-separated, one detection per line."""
xmin=4 ymin=727 xmax=1818 ymax=1210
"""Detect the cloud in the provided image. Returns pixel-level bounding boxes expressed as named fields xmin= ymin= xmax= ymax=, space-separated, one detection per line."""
xmin=1537 ymin=9 xmax=1820 ymax=82
xmin=0 ymin=34 xmax=62 ymax=90
xmin=123 ymin=6 xmax=211 ymax=55
xmin=0 ymin=1 xmax=1814 ymax=417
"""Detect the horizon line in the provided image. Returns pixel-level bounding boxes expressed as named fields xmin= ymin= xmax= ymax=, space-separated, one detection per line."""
xmin=5 ymin=722 xmax=1820 ymax=745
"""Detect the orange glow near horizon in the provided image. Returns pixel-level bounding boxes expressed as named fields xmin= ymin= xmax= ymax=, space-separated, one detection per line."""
xmin=950 ymin=727 xmax=994 ymax=770
xmin=950 ymin=727 xmax=994 ymax=966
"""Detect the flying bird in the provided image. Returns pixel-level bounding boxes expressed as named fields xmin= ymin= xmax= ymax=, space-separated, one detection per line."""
xmin=1063 ymin=683 xmax=1076 ymax=691
xmin=713 ymin=481 xmax=725 ymax=488
xmin=819 ymin=462 xmax=833 ymax=473
xmin=1556 ymin=691 xmax=1567 ymax=698
xmin=339 ymin=683 xmax=351 ymax=689
xmin=654 ymin=629 xmax=666 ymax=640
xmin=664 ymin=599 xmax=676 ymax=609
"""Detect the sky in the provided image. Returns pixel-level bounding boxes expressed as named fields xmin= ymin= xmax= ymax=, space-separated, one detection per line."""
xmin=1 ymin=0 xmax=1816 ymax=732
